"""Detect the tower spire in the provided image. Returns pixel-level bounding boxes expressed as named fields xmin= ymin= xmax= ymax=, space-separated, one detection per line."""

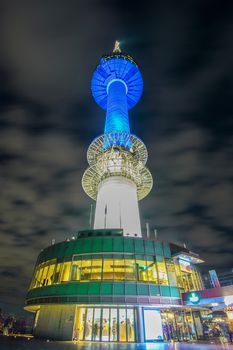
xmin=113 ymin=40 xmax=121 ymax=53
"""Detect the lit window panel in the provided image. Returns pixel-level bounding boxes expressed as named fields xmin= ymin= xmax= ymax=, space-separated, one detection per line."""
xmin=124 ymin=256 xmax=136 ymax=281
xmin=81 ymin=256 xmax=92 ymax=281
xmin=71 ymin=259 xmax=82 ymax=281
xmin=60 ymin=262 xmax=71 ymax=282
xmin=135 ymin=255 xmax=148 ymax=282
xmin=91 ymin=255 xmax=102 ymax=280
xmin=157 ymin=256 xmax=168 ymax=285
xmin=103 ymin=255 xmax=114 ymax=280
xmin=146 ymin=256 xmax=158 ymax=283
xmin=166 ymin=259 xmax=177 ymax=286
xmin=113 ymin=254 xmax=125 ymax=280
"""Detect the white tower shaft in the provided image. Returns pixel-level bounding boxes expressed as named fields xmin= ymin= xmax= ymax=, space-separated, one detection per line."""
xmin=94 ymin=177 xmax=141 ymax=237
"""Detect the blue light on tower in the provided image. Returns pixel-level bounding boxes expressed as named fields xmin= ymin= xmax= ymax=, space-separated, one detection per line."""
xmin=91 ymin=41 xmax=143 ymax=148
xmin=82 ymin=42 xmax=153 ymax=204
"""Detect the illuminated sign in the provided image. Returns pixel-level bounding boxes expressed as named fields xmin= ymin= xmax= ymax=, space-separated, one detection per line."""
xmin=179 ymin=258 xmax=191 ymax=272
xmin=144 ymin=309 xmax=163 ymax=342
xmin=201 ymin=314 xmax=213 ymax=319
xmin=224 ymin=295 xmax=233 ymax=306
xmin=226 ymin=311 xmax=233 ymax=320
xmin=209 ymin=270 xmax=221 ymax=288
xmin=188 ymin=292 xmax=200 ymax=304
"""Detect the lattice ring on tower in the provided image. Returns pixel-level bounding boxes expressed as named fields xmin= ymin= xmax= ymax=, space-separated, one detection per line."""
xmin=82 ymin=154 xmax=153 ymax=201
xmin=87 ymin=132 xmax=148 ymax=166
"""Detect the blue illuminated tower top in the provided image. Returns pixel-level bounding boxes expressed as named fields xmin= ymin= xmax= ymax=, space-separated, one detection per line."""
xmin=82 ymin=42 xmax=152 ymax=203
xmin=91 ymin=41 xmax=143 ymax=137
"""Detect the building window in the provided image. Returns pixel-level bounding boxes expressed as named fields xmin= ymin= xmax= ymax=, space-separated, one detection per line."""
xmin=127 ymin=308 xmax=135 ymax=342
xmin=71 ymin=261 xmax=81 ymax=281
xmin=114 ymin=254 xmax=125 ymax=280
xmin=93 ymin=308 xmax=101 ymax=341
xmin=135 ymin=255 xmax=148 ymax=282
xmin=125 ymin=257 xmax=136 ymax=281
xmin=166 ymin=259 xmax=177 ymax=286
xmin=31 ymin=267 xmax=39 ymax=289
xmin=91 ymin=255 xmax=102 ymax=280
xmin=157 ymin=256 xmax=168 ymax=285
xmin=46 ymin=264 xmax=56 ymax=285
xmin=81 ymin=256 xmax=92 ymax=281
xmin=103 ymin=255 xmax=114 ymax=280
xmin=179 ymin=259 xmax=202 ymax=292
xmin=29 ymin=253 xmax=203 ymax=289
xmin=60 ymin=262 xmax=71 ymax=282
xmin=110 ymin=308 xmax=118 ymax=341
xmin=30 ymin=260 xmax=57 ymax=288
xmin=53 ymin=263 xmax=62 ymax=283
xmin=85 ymin=308 xmax=93 ymax=340
xmin=146 ymin=256 xmax=158 ymax=283
xmin=102 ymin=308 xmax=110 ymax=340
xmin=119 ymin=308 xmax=127 ymax=341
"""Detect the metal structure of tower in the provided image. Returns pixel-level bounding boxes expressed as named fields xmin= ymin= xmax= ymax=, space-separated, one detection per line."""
xmin=82 ymin=42 xmax=153 ymax=237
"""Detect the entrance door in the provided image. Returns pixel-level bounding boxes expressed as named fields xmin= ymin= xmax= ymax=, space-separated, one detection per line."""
xmin=144 ymin=309 xmax=163 ymax=342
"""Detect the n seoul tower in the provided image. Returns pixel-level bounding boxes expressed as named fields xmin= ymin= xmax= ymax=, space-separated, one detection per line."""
xmin=25 ymin=43 xmax=206 ymax=343
xmin=82 ymin=42 xmax=153 ymax=236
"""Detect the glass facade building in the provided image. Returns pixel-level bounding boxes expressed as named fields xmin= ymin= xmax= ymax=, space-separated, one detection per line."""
xmin=25 ymin=230 xmax=205 ymax=342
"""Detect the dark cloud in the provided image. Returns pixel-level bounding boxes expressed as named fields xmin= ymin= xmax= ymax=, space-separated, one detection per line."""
xmin=0 ymin=0 xmax=233 ymax=315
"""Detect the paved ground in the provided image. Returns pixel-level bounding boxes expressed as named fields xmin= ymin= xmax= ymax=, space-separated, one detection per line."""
xmin=1 ymin=336 xmax=233 ymax=350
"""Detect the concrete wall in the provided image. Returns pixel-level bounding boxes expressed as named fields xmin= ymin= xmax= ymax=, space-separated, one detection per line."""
xmin=34 ymin=304 xmax=75 ymax=340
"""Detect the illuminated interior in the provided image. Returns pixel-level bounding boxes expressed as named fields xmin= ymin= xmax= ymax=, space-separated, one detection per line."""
xmin=161 ymin=310 xmax=203 ymax=341
xmin=74 ymin=307 xmax=135 ymax=342
xmin=29 ymin=254 xmax=202 ymax=291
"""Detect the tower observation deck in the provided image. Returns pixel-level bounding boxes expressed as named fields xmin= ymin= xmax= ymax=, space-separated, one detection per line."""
xmin=82 ymin=42 xmax=153 ymax=236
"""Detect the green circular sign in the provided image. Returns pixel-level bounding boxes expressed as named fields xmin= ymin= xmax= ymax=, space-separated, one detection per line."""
xmin=188 ymin=292 xmax=200 ymax=304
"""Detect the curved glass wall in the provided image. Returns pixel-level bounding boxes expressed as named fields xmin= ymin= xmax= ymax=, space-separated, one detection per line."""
xmin=29 ymin=254 xmax=202 ymax=292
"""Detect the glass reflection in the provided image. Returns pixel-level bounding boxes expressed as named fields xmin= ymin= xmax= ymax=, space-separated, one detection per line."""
xmin=60 ymin=262 xmax=71 ymax=282
xmin=119 ymin=309 xmax=126 ymax=341
xmin=103 ymin=256 xmax=114 ymax=280
xmin=114 ymin=255 xmax=125 ymax=280
xmin=81 ymin=257 xmax=92 ymax=281
xmin=166 ymin=259 xmax=177 ymax=286
xmin=30 ymin=254 xmax=203 ymax=293
xmin=91 ymin=256 xmax=102 ymax=280
xmin=125 ymin=258 xmax=136 ymax=281
xmin=127 ymin=309 xmax=135 ymax=342
xmin=102 ymin=308 xmax=110 ymax=341
xmin=85 ymin=308 xmax=93 ymax=340
xmin=136 ymin=255 xmax=148 ymax=281
xmin=93 ymin=308 xmax=101 ymax=341
xmin=147 ymin=256 xmax=158 ymax=283
xmin=157 ymin=256 xmax=168 ymax=285
xmin=110 ymin=309 xmax=118 ymax=341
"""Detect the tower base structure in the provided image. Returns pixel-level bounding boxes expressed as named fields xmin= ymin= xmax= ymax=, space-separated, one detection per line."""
xmin=25 ymin=229 xmax=208 ymax=343
xmin=94 ymin=177 xmax=141 ymax=237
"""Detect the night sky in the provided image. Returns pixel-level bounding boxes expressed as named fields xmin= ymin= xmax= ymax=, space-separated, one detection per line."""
xmin=0 ymin=1 xmax=232 ymax=316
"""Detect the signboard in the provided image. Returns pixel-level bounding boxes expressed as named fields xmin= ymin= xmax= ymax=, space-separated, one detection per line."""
xmin=209 ymin=270 xmax=221 ymax=288
xmin=188 ymin=292 xmax=200 ymax=304
xmin=143 ymin=309 xmax=163 ymax=342
xmin=179 ymin=259 xmax=192 ymax=273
